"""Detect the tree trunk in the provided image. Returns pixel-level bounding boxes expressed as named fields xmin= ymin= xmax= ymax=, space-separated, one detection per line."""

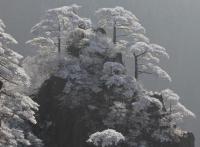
xmin=113 ymin=24 xmax=117 ymax=44
xmin=58 ymin=23 xmax=61 ymax=54
xmin=58 ymin=36 xmax=61 ymax=53
xmin=134 ymin=55 xmax=138 ymax=80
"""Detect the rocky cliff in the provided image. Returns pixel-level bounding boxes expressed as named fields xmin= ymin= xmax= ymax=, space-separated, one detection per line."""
xmin=32 ymin=76 xmax=195 ymax=147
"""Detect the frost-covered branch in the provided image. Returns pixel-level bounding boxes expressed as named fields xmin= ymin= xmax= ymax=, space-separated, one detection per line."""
xmin=161 ymin=89 xmax=195 ymax=123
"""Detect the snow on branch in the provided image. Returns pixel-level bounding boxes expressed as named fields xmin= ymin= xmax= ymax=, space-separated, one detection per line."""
xmin=146 ymin=63 xmax=171 ymax=82
xmin=0 ymin=19 xmax=6 ymax=32
xmin=161 ymin=89 xmax=195 ymax=122
xmin=0 ymin=32 xmax=18 ymax=45
xmin=95 ymin=7 xmax=145 ymax=39
xmin=31 ymin=4 xmax=91 ymax=37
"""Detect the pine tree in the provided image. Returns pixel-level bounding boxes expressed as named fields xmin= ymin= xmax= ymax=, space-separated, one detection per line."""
xmin=24 ymin=4 xmax=92 ymax=93
xmin=0 ymin=19 xmax=42 ymax=147
xmin=96 ymin=7 xmax=171 ymax=81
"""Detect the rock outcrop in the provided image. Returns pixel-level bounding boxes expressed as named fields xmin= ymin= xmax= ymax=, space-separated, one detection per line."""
xmin=32 ymin=76 xmax=195 ymax=147
xmin=179 ymin=132 xmax=195 ymax=147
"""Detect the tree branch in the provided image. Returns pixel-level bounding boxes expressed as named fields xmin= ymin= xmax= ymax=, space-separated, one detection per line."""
xmin=117 ymin=34 xmax=129 ymax=37
xmin=138 ymin=70 xmax=153 ymax=75
xmin=0 ymin=51 xmax=21 ymax=66
xmin=0 ymin=61 xmax=8 ymax=69
xmin=138 ymin=63 xmax=145 ymax=66
xmin=1 ymin=90 xmax=14 ymax=97
xmin=135 ymin=50 xmax=148 ymax=58
xmin=117 ymin=27 xmax=130 ymax=30
xmin=0 ymin=73 xmax=18 ymax=85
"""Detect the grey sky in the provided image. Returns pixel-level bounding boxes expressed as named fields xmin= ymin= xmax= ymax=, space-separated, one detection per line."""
xmin=0 ymin=0 xmax=199 ymax=145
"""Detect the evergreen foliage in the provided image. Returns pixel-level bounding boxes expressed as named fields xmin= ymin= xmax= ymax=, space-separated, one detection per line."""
xmin=0 ymin=19 xmax=42 ymax=147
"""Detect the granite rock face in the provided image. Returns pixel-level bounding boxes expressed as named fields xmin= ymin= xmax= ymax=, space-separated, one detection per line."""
xmin=179 ymin=132 xmax=195 ymax=147
xmin=33 ymin=76 xmax=195 ymax=147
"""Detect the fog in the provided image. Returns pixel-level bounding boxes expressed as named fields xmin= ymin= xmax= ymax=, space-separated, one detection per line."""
xmin=0 ymin=0 xmax=199 ymax=145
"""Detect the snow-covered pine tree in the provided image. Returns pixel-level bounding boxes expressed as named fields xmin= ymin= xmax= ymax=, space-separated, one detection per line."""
xmin=24 ymin=5 xmax=195 ymax=147
xmin=0 ymin=19 xmax=42 ymax=147
xmin=96 ymin=7 xmax=171 ymax=81
xmin=30 ymin=4 xmax=91 ymax=54
xmin=24 ymin=4 xmax=92 ymax=93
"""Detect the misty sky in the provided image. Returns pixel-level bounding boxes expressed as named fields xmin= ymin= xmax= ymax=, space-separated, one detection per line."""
xmin=0 ymin=0 xmax=199 ymax=145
